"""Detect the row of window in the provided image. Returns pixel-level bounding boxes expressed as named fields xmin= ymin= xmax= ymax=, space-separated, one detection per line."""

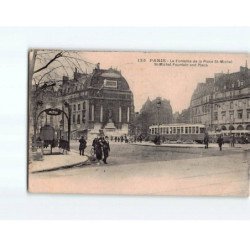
xmin=192 ymin=99 xmax=250 ymax=116
xmin=72 ymin=110 xmax=86 ymax=124
xmin=193 ymin=117 xmax=202 ymax=124
xmin=219 ymin=80 xmax=245 ymax=91
xmin=103 ymin=92 xmax=131 ymax=100
xmin=150 ymin=126 xmax=202 ymax=135
xmin=60 ymin=79 xmax=119 ymax=96
xmin=213 ymin=109 xmax=250 ymax=120
xmin=71 ymin=102 xmax=86 ymax=112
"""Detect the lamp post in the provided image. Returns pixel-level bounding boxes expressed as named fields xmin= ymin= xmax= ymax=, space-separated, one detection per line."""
xmin=156 ymin=98 xmax=162 ymax=145
xmin=64 ymin=101 xmax=71 ymax=151
xmin=59 ymin=119 xmax=63 ymax=139
xmin=33 ymin=100 xmax=43 ymax=150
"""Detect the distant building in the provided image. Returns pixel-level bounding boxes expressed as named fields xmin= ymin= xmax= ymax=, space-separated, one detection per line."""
xmin=173 ymin=112 xmax=180 ymax=123
xmin=190 ymin=63 xmax=250 ymax=131
xmin=173 ymin=109 xmax=190 ymax=124
xmin=135 ymin=97 xmax=173 ymax=137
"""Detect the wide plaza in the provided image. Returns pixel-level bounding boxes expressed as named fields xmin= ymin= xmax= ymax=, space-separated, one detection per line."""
xmin=29 ymin=142 xmax=249 ymax=196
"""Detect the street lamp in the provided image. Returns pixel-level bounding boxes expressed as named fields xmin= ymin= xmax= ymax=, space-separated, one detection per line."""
xmin=156 ymin=98 xmax=162 ymax=145
xmin=64 ymin=101 xmax=71 ymax=151
xmin=59 ymin=119 xmax=63 ymax=139
xmin=33 ymin=100 xmax=43 ymax=149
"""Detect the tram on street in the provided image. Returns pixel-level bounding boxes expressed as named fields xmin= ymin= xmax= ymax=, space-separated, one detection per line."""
xmin=149 ymin=123 xmax=206 ymax=143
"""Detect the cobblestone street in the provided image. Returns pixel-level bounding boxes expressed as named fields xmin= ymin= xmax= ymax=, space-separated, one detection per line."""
xmin=29 ymin=142 xmax=249 ymax=196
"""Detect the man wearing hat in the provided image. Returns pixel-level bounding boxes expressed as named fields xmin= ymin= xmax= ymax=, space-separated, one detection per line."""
xmin=102 ymin=136 xmax=110 ymax=164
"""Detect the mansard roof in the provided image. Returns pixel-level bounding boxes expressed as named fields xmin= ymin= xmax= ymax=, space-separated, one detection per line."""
xmin=84 ymin=68 xmax=131 ymax=91
xmin=191 ymin=66 xmax=250 ymax=101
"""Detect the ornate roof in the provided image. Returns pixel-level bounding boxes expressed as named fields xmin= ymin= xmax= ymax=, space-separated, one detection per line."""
xmin=84 ymin=68 xmax=131 ymax=91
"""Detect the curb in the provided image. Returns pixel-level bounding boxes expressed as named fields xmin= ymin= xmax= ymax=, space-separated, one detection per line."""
xmin=31 ymin=154 xmax=90 ymax=174
xmin=131 ymin=143 xmax=242 ymax=149
xmin=132 ymin=143 xmax=203 ymax=149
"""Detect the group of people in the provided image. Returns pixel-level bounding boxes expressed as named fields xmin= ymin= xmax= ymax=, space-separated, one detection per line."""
xmin=92 ymin=136 xmax=110 ymax=165
xmin=110 ymin=135 xmax=129 ymax=143
xmin=203 ymin=133 xmax=225 ymax=151
xmin=78 ymin=136 xmax=111 ymax=165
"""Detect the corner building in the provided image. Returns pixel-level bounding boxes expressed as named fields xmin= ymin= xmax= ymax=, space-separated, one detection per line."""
xmin=190 ymin=64 xmax=250 ymax=131
xmin=54 ymin=66 xmax=135 ymax=139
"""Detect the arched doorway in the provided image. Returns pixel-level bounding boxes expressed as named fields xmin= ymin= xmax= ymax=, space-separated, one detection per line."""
xmin=221 ymin=125 xmax=227 ymax=130
xmin=36 ymin=107 xmax=71 ymax=151
xmin=237 ymin=125 xmax=244 ymax=130
xmin=246 ymin=124 xmax=250 ymax=131
xmin=229 ymin=125 xmax=235 ymax=131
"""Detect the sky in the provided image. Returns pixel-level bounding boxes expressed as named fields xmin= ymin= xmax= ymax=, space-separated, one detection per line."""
xmin=81 ymin=52 xmax=248 ymax=113
xmin=33 ymin=51 xmax=248 ymax=113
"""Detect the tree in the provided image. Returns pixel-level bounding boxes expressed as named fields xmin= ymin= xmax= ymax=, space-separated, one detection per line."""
xmin=29 ymin=49 xmax=96 ymax=148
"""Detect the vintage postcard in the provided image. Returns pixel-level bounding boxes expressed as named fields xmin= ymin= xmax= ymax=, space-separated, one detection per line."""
xmin=28 ymin=50 xmax=250 ymax=196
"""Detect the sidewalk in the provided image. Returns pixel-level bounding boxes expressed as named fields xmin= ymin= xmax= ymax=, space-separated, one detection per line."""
xmin=29 ymin=148 xmax=89 ymax=173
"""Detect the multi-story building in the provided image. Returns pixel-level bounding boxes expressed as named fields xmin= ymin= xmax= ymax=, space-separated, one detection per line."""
xmin=35 ymin=65 xmax=135 ymax=140
xmin=190 ymin=64 xmax=250 ymax=131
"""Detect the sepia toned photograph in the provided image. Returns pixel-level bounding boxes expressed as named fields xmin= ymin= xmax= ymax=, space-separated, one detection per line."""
xmin=28 ymin=50 xmax=250 ymax=196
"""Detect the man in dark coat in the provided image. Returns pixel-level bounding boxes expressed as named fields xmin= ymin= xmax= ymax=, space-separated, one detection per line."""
xmin=92 ymin=137 xmax=98 ymax=148
xmin=102 ymin=136 xmax=110 ymax=164
xmin=94 ymin=138 xmax=103 ymax=165
xmin=217 ymin=135 xmax=224 ymax=151
xmin=204 ymin=133 xmax=209 ymax=149
xmin=79 ymin=136 xmax=87 ymax=155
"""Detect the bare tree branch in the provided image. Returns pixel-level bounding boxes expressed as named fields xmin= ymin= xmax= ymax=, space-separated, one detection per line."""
xmin=37 ymin=65 xmax=64 ymax=85
xmin=64 ymin=57 xmax=75 ymax=72
xmin=64 ymin=56 xmax=83 ymax=75
xmin=33 ymin=52 xmax=63 ymax=74
xmin=54 ymin=59 xmax=69 ymax=77
xmin=63 ymin=55 xmax=95 ymax=67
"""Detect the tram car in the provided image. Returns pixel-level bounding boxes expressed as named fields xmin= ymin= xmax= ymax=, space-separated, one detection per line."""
xmin=149 ymin=123 xmax=206 ymax=143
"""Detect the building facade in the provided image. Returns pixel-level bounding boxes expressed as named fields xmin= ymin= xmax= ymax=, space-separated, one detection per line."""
xmin=134 ymin=97 xmax=173 ymax=137
xmin=190 ymin=64 xmax=250 ymax=131
xmin=35 ymin=66 xmax=135 ymax=140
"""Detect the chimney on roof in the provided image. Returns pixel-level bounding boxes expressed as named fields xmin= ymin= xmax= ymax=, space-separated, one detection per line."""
xmin=206 ymin=78 xmax=214 ymax=84
xmin=63 ymin=76 xmax=69 ymax=85
xmin=74 ymin=67 xmax=78 ymax=80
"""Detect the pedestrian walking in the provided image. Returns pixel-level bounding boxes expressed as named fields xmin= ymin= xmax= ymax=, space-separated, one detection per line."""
xmin=94 ymin=138 xmax=103 ymax=165
xmin=102 ymin=136 xmax=110 ymax=164
xmin=92 ymin=137 xmax=97 ymax=147
xmin=204 ymin=133 xmax=209 ymax=149
xmin=79 ymin=136 xmax=87 ymax=155
xmin=217 ymin=135 xmax=224 ymax=151
xmin=59 ymin=136 xmax=66 ymax=154
xmin=246 ymin=137 xmax=249 ymax=144
xmin=230 ymin=134 xmax=235 ymax=147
